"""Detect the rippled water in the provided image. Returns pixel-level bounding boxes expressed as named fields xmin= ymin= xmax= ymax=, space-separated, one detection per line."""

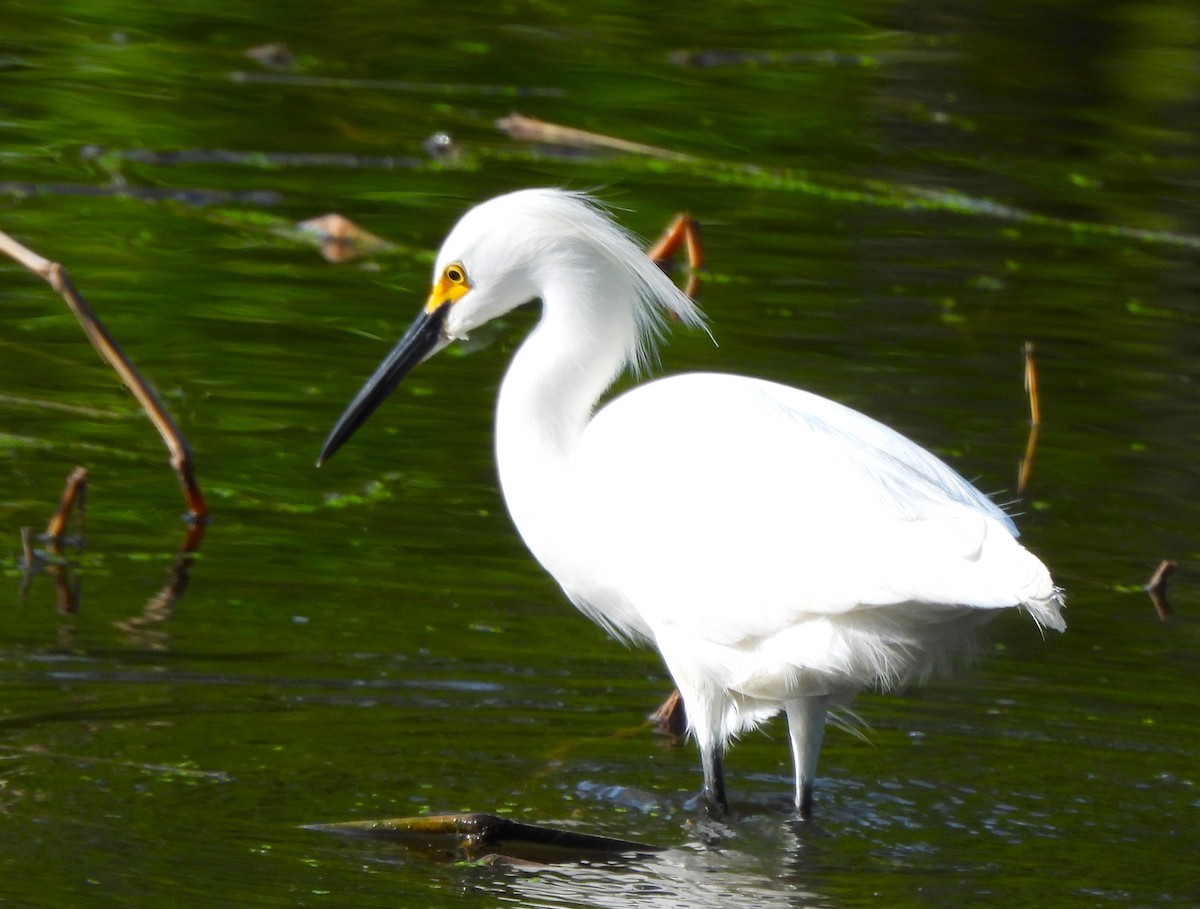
xmin=3 ymin=2 xmax=1199 ymax=906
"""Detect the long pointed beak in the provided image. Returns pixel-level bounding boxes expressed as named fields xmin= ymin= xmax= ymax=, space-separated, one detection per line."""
xmin=317 ymin=304 xmax=450 ymax=466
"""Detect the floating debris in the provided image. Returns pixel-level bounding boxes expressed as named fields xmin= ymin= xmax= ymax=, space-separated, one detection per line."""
xmin=423 ymin=131 xmax=463 ymax=164
xmin=297 ymin=213 xmax=393 ymax=263
xmin=1145 ymin=560 xmax=1177 ymax=620
xmin=243 ymin=42 xmax=296 ymax=71
xmin=496 ymin=113 xmax=696 ymax=162
xmin=308 ymin=812 xmax=664 ymax=864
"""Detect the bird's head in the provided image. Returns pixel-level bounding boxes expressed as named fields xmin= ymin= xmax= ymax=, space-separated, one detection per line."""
xmin=317 ymin=188 xmax=703 ymax=466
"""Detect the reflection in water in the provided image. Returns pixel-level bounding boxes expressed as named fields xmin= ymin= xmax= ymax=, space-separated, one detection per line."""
xmin=18 ymin=526 xmax=83 ymax=615
xmin=20 ymin=514 xmax=202 ymax=648
xmin=110 ymin=543 xmax=199 ymax=650
xmin=466 ymin=827 xmax=834 ymax=909
xmin=478 ymin=775 xmax=1069 ymax=908
xmin=3 ymin=0 xmax=1200 ymax=906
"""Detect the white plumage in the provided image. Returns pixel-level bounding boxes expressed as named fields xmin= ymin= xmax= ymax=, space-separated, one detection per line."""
xmin=319 ymin=188 xmax=1064 ymax=816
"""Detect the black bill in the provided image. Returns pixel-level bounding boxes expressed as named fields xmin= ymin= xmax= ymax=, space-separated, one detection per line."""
xmin=317 ymin=304 xmax=450 ymax=466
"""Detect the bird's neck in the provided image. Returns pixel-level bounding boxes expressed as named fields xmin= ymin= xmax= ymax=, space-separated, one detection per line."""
xmin=495 ymin=269 xmax=636 ymax=557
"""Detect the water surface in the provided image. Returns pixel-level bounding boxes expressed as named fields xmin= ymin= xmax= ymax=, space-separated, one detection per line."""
xmin=2 ymin=2 xmax=1199 ymax=906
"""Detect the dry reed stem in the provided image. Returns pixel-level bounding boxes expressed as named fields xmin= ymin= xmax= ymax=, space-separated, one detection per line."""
xmin=1017 ymin=341 xmax=1041 ymax=496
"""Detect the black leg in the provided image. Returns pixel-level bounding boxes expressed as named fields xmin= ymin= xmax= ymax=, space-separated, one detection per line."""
xmin=700 ymin=744 xmax=728 ymax=815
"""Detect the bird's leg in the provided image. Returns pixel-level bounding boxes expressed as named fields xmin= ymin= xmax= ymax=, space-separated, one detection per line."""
xmin=700 ymin=740 xmax=729 ymax=815
xmin=679 ymin=690 xmax=728 ymax=814
xmin=644 ymin=214 xmax=705 ymax=301
xmin=784 ymin=698 xmax=828 ymax=819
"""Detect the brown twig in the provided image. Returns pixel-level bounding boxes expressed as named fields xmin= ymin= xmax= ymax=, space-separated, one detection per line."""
xmin=45 ymin=466 xmax=89 ymax=540
xmin=1017 ymin=341 xmax=1040 ymax=496
xmin=0 ymin=229 xmax=208 ymax=524
xmin=645 ymin=213 xmax=706 ymax=302
xmin=648 ymin=688 xmax=688 ymax=739
xmin=1145 ymin=560 xmax=1176 ymax=621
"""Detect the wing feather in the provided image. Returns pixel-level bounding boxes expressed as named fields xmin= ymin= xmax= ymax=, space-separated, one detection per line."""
xmin=573 ymin=373 xmax=1062 ymax=648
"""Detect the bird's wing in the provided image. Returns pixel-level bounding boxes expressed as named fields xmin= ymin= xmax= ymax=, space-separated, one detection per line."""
xmin=574 ymin=373 xmax=1060 ymax=645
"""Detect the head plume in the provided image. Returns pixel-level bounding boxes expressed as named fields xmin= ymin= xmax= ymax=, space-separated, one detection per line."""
xmin=438 ymin=188 xmax=708 ymax=374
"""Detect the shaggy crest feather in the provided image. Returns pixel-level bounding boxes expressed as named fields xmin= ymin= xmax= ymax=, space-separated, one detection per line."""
xmin=451 ymin=189 xmax=708 ymax=374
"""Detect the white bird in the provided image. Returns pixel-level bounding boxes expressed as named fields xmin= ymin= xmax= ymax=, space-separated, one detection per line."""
xmin=318 ymin=188 xmax=1065 ymax=817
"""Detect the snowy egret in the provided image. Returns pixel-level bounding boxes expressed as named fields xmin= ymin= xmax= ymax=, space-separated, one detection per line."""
xmin=318 ymin=188 xmax=1065 ymax=817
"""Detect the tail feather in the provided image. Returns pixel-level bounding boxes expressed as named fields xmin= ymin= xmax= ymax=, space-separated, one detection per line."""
xmin=1024 ymin=586 xmax=1067 ymax=633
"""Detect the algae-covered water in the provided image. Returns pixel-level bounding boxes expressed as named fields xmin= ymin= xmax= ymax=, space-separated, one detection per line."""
xmin=2 ymin=2 xmax=1199 ymax=906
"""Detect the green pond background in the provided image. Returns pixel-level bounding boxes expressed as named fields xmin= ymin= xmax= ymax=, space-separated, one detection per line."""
xmin=2 ymin=1 xmax=1199 ymax=906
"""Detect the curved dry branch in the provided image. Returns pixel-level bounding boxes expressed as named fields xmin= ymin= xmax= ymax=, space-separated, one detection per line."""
xmin=0 ymin=229 xmax=208 ymax=524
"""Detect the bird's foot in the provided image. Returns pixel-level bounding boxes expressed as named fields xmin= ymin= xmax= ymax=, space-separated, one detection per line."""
xmin=683 ymin=788 xmax=729 ymax=818
xmin=795 ymin=782 xmax=814 ymax=820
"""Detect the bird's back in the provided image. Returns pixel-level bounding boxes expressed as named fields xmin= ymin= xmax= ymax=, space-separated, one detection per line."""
xmin=566 ymin=372 xmax=1063 ymax=677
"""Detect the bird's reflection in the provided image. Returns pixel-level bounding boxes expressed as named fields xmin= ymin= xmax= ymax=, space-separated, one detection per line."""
xmin=466 ymin=820 xmax=839 ymax=909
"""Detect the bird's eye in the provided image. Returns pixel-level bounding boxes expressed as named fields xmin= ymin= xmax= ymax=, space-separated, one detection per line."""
xmin=445 ymin=263 xmax=466 ymax=284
